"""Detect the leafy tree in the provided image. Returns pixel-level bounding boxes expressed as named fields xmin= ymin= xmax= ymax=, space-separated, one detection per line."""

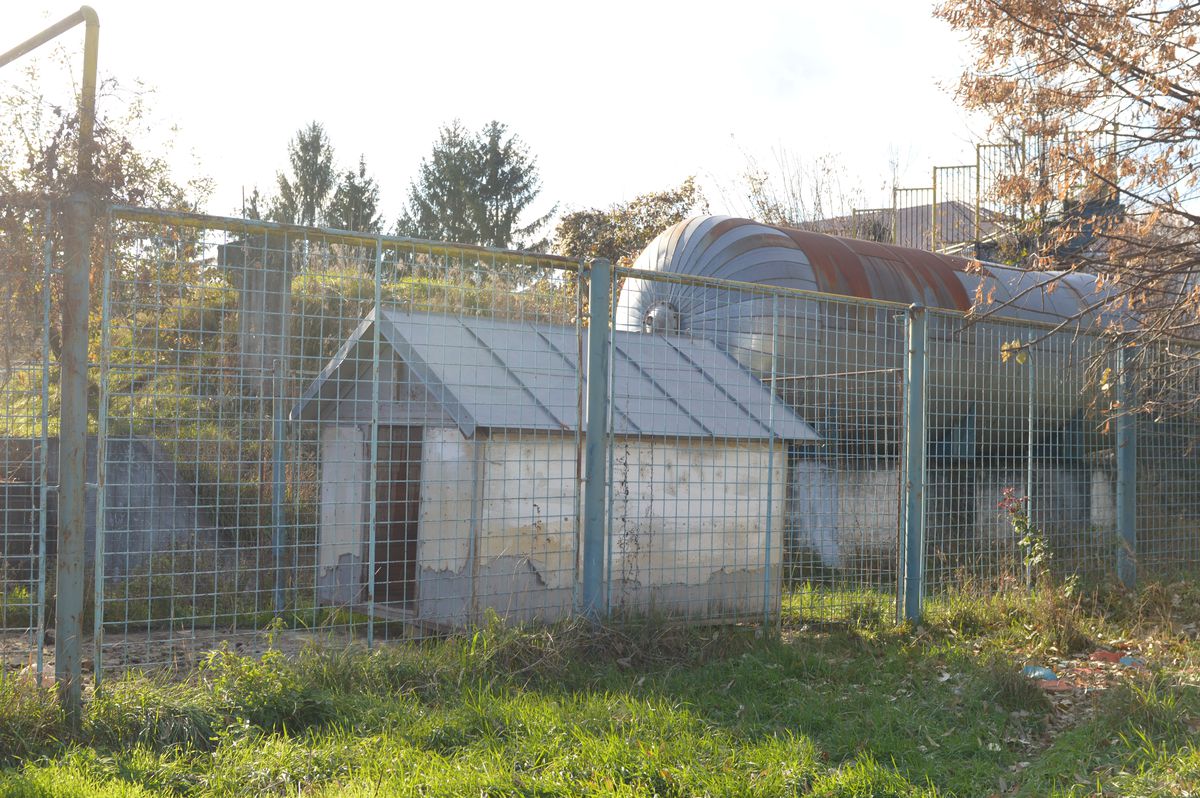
xmin=397 ymin=120 xmax=477 ymax=243
xmin=554 ymin=177 xmax=709 ymax=266
xmin=326 ymin=156 xmax=382 ymax=233
xmin=239 ymin=186 xmax=266 ymax=220
xmin=935 ymin=0 xmax=1200 ymax=349
xmin=271 ymin=122 xmax=334 ymax=226
xmin=0 ymin=60 xmax=209 ymax=367
xmin=397 ymin=120 xmax=552 ymax=249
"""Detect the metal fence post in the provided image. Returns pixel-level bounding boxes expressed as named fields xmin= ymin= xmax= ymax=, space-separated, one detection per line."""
xmin=271 ymin=358 xmax=285 ymax=616
xmin=1025 ymin=333 xmax=1036 ymax=590
xmin=37 ymin=204 xmax=53 ymax=684
xmin=93 ymin=210 xmax=114 ymax=688
xmin=2 ymin=2 xmax=101 ymax=729
xmin=901 ymin=305 xmax=927 ymax=623
xmin=1116 ymin=343 xmax=1137 ymax=589
xmin=366 ymin=238 xmax=383 ymax=645
xmin=762 ymin=293 xmax=779 ymax=627
xmin=56 ymin=188 xmax=92 ymax=724
xmin=582 ymin=258 xmax=612 ymax=619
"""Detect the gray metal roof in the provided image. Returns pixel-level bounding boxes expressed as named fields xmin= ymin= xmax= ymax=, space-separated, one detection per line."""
xmin=291 ymin=307 xmax=817 ymax=442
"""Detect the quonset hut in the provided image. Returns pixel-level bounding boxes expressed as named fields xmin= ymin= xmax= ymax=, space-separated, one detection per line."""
xmin=616 ymin=216 xmax=1125 ymax=572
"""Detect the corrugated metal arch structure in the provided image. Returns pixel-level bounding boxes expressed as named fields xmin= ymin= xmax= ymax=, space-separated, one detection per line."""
xmin=615 ymin=216 xmax=1124 ymax=444
xmin=617 ymin=216 xmax=1121 ymax=329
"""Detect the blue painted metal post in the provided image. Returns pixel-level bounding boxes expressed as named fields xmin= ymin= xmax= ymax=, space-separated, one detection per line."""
xmin=582 ymin=258 xmax=612 ymax=619
xmin=762 ymin=294 xmax=779 ymax=628
xmin=1116 ymin=343 xmax=1137 ymax=589
xmin=901 ymin=305 xmax=928 ymax=623
xmin=37 ymin=204 xmax=52 ymax=684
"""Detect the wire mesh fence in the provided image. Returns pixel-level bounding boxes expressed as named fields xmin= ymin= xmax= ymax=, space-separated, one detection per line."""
xmin=93 ymin=208 xmax=583 ymax=673
xmin=0 ymin=200 xmax=55 ymax=677
xmin=921 ymin=310 xmax=1120 ymax=592
xmin=1 ymin=202 xmax=1199 ymax=683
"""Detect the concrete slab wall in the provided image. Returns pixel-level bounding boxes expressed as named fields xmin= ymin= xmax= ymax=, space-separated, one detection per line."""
xmin=0 ymin=436 xmax=219 ymax=576
xmin=789 ymin=457 xmax=1117 ymax=570
xmin=417 ymin=433 xmax=786 ymax=625
xmin=606 ymin=437 xmax=785 ymax=618
xmin=314 ymin=424 xmax=788 ymax=626
xmin=316 ymin=425 xmax=366 ymax=605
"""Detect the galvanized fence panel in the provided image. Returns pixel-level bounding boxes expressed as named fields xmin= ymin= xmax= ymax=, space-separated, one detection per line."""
xmin=7 ymin=200 xmax=1200 ymax=684
xmin=1131 ymin=340 xmax=1200 ymax=578
xmin=613 ymin=266 xmax=906 ymax=625
xmin=95 ymin=208 xmax=585 ymax=673
xmin=0 ymin=199 xmax=55 ymax=680
xmin=921 ymin=309 xmax=1122 ymax=594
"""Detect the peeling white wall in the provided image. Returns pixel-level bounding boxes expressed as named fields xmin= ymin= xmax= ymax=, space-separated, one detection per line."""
xmin=317 ymin=424 xmax=788 ymax=623
xmin=317 ymin=425 xmax=366 ymax=602
xmin=477 ymin=433 xmax=581 ymax=593
xmin=607 ymin=437 xmax=786 ymax=586
xmin=416 ymin=426 xmax=475 ymax=571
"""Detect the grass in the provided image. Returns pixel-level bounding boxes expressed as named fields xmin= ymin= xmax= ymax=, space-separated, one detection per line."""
xmin=0 ymin=579 xmax=1199 ymax=796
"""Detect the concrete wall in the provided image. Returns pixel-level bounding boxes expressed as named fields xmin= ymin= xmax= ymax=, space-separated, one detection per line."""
xmin=605 ymin=436 xmax=785 ymax=620
xmin=315 ymin=425 xmax=787 ymax=626
xmin=413 ymin=431 xmax=786 ymax=626
xmin=316 ymin=425 xmax=367 ymax=605
xmin=217 ymin=234 xmax=290 ymax=396
xmin=788 ymin=460 xmax=899 ymax=570
xmin=0 ymin=436 xmax=219 ymax=576
xmin=789 ymin=457 xmax=1117 ymax=570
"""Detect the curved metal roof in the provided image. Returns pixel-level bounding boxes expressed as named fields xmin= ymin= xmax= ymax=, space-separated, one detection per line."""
xmin=616 ymin=216 xmax=1126 ymax=331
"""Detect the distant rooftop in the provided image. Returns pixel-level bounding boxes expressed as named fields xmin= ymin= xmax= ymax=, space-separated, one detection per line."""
xmin=812 ymin=200 xmax=1009 ymax=252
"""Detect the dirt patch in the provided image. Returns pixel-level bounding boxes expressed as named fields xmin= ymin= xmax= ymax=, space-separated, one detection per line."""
xmin=2 ymin=626 xmax=358 ymax=684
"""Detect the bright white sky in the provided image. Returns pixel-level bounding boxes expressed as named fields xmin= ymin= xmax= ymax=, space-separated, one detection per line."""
xmin=5 ymin=0 xmax=985 ymax=229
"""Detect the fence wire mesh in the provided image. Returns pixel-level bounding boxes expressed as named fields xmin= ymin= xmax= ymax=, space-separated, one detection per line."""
xmin=94 ymin=208 xmax=583 ymax=672
xmin=1 ymin=202 xmax=1199 ymax=682
xmin=0 ymin=200 xmax=54 ymax=678
xmin=922 ymin=310 xmax=1119 ymax=593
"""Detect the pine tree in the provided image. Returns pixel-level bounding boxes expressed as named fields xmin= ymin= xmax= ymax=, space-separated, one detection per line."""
xmin=271 ymin=122 xmax=335 ymax=226
xmin=475 ymin=121 xmax=552 ymax=250
xmin=326 ymin=156 xmax=382 ymax=233
xmin=397 ymin=120 xmax=552 ymax=250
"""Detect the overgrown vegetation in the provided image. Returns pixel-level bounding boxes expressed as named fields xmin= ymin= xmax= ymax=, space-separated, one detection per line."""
xmin=1 ymin=579 xmax=1198 ymax=796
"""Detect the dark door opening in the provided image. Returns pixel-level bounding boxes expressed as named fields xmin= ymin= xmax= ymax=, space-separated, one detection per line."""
xmin=375 ymin=425 xmax=422 ymax=608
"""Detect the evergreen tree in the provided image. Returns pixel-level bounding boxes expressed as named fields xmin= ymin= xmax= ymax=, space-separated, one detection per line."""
xmin=475 ymin=121 xmax=552 ymax=250
xmin=397 ymin=120 xmax=552 ymax=250
xmin=271 ymin=122 xmax=334 ymax=226
xmin=239 ymin=186 xmax=266 ymax=220
xmin=326 ymin=156 xmax=382 ymax=233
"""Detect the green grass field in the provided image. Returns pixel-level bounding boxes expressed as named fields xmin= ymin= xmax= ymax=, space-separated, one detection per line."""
xmin=2 ymin=579 xmax=1199 ymax=797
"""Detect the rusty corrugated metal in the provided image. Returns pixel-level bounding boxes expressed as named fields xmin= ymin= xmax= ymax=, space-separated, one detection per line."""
xmin=767 ymin=223 xmax=973 ymax=309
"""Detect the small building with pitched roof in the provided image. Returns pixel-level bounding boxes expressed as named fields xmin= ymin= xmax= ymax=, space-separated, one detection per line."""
xmin=291 ymin=307 xmax=816 ymax=627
